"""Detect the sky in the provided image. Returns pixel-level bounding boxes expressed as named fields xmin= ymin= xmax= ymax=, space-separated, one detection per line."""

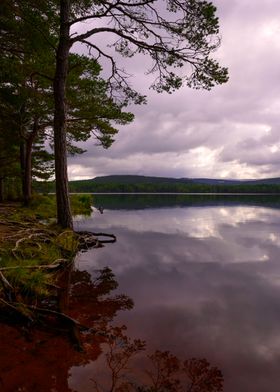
xmin=68 ymin=0 xmax=280 ymax=180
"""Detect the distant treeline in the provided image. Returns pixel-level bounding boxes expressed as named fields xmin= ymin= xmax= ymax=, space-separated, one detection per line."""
xmin=34 ymin=179 xmax=280 ymax=194
xmin=91 ymin=193 xmax=280 ymax=211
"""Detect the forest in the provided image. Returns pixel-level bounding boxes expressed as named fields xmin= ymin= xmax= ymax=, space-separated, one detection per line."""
xmin=69 ymin=181 xmax=280 ymax=193
xmin=36 ymin=176 xmax=280 ymax=194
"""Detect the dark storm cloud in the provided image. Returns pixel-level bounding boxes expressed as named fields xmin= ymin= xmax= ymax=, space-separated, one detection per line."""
xmin=68 ymin=0 xmax=280 ymax=180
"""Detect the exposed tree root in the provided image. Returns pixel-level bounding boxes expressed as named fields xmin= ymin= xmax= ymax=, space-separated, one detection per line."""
xmin=0 ymin=271 xmax=15 ymax=302
xmin=0 ymin=259 xmax=68 ymax=272
xmin=76 ymin=231 xmax=116 ymax=251
xmin=0 ymin=299 xmax=109 ymax=351
xmin=0 ymin=298 xmax=34 ymax=322
xmin=0 ymin=211 xmax=117 ymax=351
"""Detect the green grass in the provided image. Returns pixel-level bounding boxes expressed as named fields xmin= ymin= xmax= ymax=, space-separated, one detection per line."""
xmin=0 ymin=194 xmax=89 ymax=306
xmin=70 ymin=194 xmax=93 ymax=216
xmin=21 ymin=193 xmax=93 ymax=220
xmin=0 ymin=229 xmax=78 ymax=301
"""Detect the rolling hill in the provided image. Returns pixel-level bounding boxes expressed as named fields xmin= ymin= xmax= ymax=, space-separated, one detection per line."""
xmin=34 ymin=175 xmax=280 ymax=194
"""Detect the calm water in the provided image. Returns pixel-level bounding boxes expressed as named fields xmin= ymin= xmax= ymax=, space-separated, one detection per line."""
xmin=72 ymin=194 xmax=280 ymax=392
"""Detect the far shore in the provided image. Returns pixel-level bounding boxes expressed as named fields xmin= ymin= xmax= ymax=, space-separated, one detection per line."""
xmin=51 ymin=192 xmax=280 ymax=196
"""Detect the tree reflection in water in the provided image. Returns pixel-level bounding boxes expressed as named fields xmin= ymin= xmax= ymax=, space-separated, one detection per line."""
xmin=69 ymin=268 xmax=224 ymax=392
xmin=0 ymin=266 xmax=223 ymax=392
xmin=90 ymin=325 xmax=223 ymax=392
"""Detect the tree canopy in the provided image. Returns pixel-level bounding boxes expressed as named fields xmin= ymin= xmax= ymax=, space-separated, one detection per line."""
xmin=67 ymin=0 xmax=228 ymax=92
xmin=0 ymin=0 xmax=228 ymax=227
xmin=0 ymin=1 xmax=135 ymax=205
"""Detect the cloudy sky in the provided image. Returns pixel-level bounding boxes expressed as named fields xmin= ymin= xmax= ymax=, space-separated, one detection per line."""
xmin=68 ymin=0 xmax=280 ymax=180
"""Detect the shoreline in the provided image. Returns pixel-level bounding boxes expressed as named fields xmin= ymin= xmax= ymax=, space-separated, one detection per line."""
xmin=65 ymin=192 xmax=280 ymax=195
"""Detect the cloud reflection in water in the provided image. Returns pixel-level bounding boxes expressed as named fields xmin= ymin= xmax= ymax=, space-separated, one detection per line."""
xmin=74 ymin=198 xmax=280 ymax=391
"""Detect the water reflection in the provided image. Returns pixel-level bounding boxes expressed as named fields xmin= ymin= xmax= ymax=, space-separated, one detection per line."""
xmin=74 ymin=195 xmax=280 ymax=392
xmin=0 ymin=267 xmax=133 ymax=392
xmin=0 ymin=263 xmax=223 ymax=392
xmin=76 ymin=203 xmax=280 ymax=264
xmin=77 ymin=334 xmax=224 ymax=392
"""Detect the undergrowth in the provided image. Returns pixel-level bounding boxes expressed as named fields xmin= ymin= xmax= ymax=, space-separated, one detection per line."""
xmin=0 ymin=194 xmax=91 ymax=316
xmin=22 ymin=193 xmax=93 ymax=220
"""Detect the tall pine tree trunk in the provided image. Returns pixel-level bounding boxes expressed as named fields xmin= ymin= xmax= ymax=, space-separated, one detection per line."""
xmin=22 ymin=140 xmax=32 ymax=206
xmin=22 ymin=136 xmax=34 ymax=206
xmin=53 ymin=0 xmax=72 ymax=228
xmin=20 ymin=119 xmax=38 ymax=206
xmin=0 ymin=177 xmax=4 ymax=202
xmin=20 ymin=141 xmax=26 ymax=200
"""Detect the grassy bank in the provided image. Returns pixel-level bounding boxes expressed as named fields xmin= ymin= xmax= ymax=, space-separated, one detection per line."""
xmin=0 ymin=194 xmax=92 ymax=325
